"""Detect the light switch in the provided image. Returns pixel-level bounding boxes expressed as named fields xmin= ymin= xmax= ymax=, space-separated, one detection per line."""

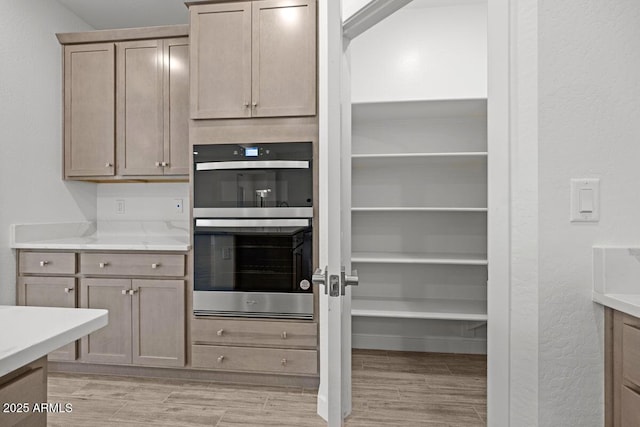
xmin=571 ymin=178 xmax=600 ymax=222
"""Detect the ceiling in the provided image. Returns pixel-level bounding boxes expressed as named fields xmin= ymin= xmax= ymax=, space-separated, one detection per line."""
xmin=56 ymin=0 xmax=486 ymax=31
xmin=56 ymin=0 xmax=189 ymax=30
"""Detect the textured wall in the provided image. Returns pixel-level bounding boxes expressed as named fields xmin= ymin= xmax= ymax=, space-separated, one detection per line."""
xmin=538 ymin=0 xmax=640 ymax=424
xmin=0 ymin=0 xmax=96 ymax=304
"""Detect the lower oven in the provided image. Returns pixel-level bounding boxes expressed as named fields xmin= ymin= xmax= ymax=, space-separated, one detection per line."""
xmin=193 ymin=218 xmax=313 ymax=319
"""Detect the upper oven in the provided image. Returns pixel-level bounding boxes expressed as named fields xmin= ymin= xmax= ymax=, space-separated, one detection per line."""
xmin=193 ymin=142 xmax=313 ymax=218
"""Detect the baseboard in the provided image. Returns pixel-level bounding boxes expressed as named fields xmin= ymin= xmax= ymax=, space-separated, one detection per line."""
xmin=352 ymin=333 xmax=487 ymax=354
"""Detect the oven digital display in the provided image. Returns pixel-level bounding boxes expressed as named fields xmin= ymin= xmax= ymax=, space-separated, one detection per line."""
xmin=245 ymin=147 xmax=258 ymax=157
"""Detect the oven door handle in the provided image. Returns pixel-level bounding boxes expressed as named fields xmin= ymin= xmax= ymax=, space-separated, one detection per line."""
xmin=196 ymin=160 xmax=309 ymax=171
xmin=195 ymin=219 xmax=311 ymax=228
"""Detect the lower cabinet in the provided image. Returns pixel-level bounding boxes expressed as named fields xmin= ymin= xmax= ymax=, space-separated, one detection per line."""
xmin=607 ymin=308 xmax=640 ymax=426
xmin=0 ymin=357 xmax=47 ymax=427
xmin=80 ymin=278 xmax=185 ymax=367
xmin=18 ymin=276 xmax=77 ymax=361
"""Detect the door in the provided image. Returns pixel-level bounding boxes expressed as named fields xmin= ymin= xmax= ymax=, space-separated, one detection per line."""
xmin=80 ymin=278 xmax=132 ymax=364
xmin=163 ymin=38 xmax=190 ymax=175
xmin=64 ymin=43 xmax=115 ymax=177
xmin=252 ymin=0 xmax=317 ymax=117
xmin=117 ymin=40 xmax=164 ymax=176
xmin=18 ymin=276 xmax=77 ymax=361
xmin=131 ymin=279 xmax=185 ymax=367
xmin=316 ymin=0 xmax=354 ymax=425
xmin=189 ymin=2 xmax=252 ymax=119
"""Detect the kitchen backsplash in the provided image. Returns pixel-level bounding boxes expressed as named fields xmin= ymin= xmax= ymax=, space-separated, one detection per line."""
xmin=97 ymin=183 xmax=189 ymax=222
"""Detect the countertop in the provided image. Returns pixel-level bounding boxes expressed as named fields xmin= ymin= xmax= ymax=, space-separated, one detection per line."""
xmin=592 ymin=246 xmax=640 ymax=318
xmin=10 ymin=221 xmax=190 ymax=251
xmin=0 ymin=305 xmax=107 ymax=377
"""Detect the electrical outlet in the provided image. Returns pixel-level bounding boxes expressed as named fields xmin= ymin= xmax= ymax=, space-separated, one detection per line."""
xmin=116 ymin=199 xmax=125 ymax=214
xmin=174 ymin=199 xmax=183 ymax=214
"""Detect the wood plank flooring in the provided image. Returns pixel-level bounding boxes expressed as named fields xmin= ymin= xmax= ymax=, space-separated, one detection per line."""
xmin=47 ymin=350 xmax=486 ymax=426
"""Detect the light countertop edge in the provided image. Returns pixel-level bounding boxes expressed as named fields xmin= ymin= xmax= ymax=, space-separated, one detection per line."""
xmin=593 ymin=291 xmax=640 ymax=319
xmin=0 ymin=307 xmax=108 ymax=377
xmin=11 ymin=242 xmax=191 ymax=251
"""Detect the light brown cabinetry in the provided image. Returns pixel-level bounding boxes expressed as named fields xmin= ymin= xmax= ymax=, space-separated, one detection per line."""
xmin=64 ymin=43 xmax=115 ymax=177
xmin=606 ymin=308 xmax=640 ymax=426
xmin=58 ymin=26 xmax=189 ymax=181
xmin=189 ymin=0 xmax=316 ymax=119
xmin=0 ymin=357 xmax=47 ymax=427
xmin=17 ymin=251 xmax=78 ymax=361
xmin=117 ymin=38 xmax=189 ymax=176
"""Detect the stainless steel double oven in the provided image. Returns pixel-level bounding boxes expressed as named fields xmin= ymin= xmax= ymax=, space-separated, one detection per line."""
xmin=193 ymin=143 xmax=314 ymax=320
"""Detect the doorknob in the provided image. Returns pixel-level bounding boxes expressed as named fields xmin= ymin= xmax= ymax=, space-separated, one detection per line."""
xmin=312 ymin=267 xmax=327 ymax=295
xmin=341 ymin=267 xmax=359 ymax=296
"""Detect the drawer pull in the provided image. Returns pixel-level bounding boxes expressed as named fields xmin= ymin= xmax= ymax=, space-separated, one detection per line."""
xmin=217 ymin=329 xmax=224 ymax=336
xmin=99 ymin=262 xmax=109 ymax=268
xmin=281 ymin=331 xmax=288 ymax=340
xmin=151 ymin=263 xmax=161 ymax=269
xmin=129 ymin=289 xmax=138 ymax=296
xmin=217 ymin=355 xmax=225 ymax=363
xmin=39 ymin=261 xmax=49 ymax=267
xmin=122 ymin=289 xmax=129 ymax=296
xmin=64 ymin=287 xmax=74 ymax=294
xmin=281 ymin=358 xmax=287 ymax=366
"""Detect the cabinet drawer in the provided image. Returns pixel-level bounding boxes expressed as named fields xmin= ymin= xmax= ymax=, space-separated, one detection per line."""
xmin=192 ymin=318 xmax=317 ymax=348
xmin=623 ymin=324 xmax=640 ymax=386
xmin=81 ymin=253 xmax=185 ymax=277
xmin=192 ymin=344 xmax=317 ymax=375
xmin=20 ymin=251 xmax=76 ymax=275
xmin=0 ymin=365 xmax=46 ymax=426
xmin=622 ymin=386 xmax=640 ymax=426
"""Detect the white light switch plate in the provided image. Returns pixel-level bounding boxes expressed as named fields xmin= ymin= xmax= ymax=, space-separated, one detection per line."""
xmin=570 ymin=178 xmax=600 ymax=222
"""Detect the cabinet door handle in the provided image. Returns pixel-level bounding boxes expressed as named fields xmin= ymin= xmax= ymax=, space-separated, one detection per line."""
xmin=64 ymin=287 xmax=74 ymax=293
xmin=281 ymin=358 xmax=287 ymax=366
xmin=39 ymin=261 xmax=49 ymax=267
xmin=244 ymin=102 xmax=250 ymax=108
xmin=217 ymin=355 xmax=225 ymax=363
xmin=122 ymin=289 xmax=129 ymax=296
xmin=105 ymin=162 xmax=112 ymax=168
xmin=252 ymin=101 xmax=258 ymax=107
xmin=99 ymin=262 xmax=109 ymax=268
xmin=281 ymin=331 xmax=287 ymax=340
xmin=161 ymin=162 xmax=169 ymax=167
xmin=155 ymin=161 xmax=162 ymax=167
xmin=217 ymin=329 xmax=224 ymax=336
xmin=151 ymin=263 xmax=161 ymax=269
xmin=129 ymin=289 xmax=137 ymax=296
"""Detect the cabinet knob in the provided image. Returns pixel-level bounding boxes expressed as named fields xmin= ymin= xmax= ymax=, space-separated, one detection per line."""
xmin=217 ymin=355 xmax=225 ymax=363
xmin=161 ymin=162 xmax=169 ymax=167
xmin=155 ymin=161 xmax=162 ymax=167
xmin=64 ymin=287 xmax=74 ymax=294
xmin=39 ymin=261 xmax=49 ymax=267
xmin=281 ymin=331 xmax=287 ymax=340
xmin=244 ymin=102 xmax=250 ymax=108
xmin=105 ymin=162 xmax=112 ymax=168
xmin=217 ymin=329 xmax=224 ymax=336
xmin=129 ymin=289 xmax=137 ymax=296
xmin=122 ymin=289 xmax=128 ymax=296
xmin=99 ymin=262 xmax=109 ymax=268
xmin=252 ymin=102 xmax=258 ymax=107
xmin=151 ymin=263 xmax=161 ymax=269
xmin=281 ymin=358 xmax=287 ymax=366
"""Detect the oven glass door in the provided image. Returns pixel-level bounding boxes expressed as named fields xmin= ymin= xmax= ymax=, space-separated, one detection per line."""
xmin=194 ymin=219 xmax=313 ymax=294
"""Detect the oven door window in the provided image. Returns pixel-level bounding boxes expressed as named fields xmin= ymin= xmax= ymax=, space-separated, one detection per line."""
xmin=194 ymin=228 xmax=312 ymax=293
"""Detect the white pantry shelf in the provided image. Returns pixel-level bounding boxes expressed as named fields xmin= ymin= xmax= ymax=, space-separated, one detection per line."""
xmin=351 ymin=297 xmax=488 ymax=321
xmin=352 ymin=98 xmax=487 ymax=121
xmin=352 ymin=207 xmax=487 ymax=212
xmin=351 ymin=152 xmax=487 ymax=159
xmin=352 ymin=251 xmax=488 ymax=265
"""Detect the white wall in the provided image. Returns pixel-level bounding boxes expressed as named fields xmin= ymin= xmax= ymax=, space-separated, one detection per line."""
xmin=537 ymin=0 xmax=640 ymax=424
xmin=349 ymin=1 xmax=487 ymax=102
xmin=0 ymin=0 xmax=96 ymax=305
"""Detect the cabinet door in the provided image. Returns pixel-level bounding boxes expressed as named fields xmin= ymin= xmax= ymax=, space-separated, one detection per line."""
xmin=131 ymin=279 xmax=185 ymax=367
xmin=163 ymin=38 xmax=189 ymax=175
xmin=252 ymin=0 xmax=316 ymax=117
xmin=64 ymin=43 xmax=115 ymax=177
xmin=117 ymin=40 xmax=164 ymax=176
xmin=80 ymin=278 xmax=132 ymax=364
xmin=190 ymin=2 xmax=252 ymax=119
xmin=18 ymin=276 xmax=77 ymax=361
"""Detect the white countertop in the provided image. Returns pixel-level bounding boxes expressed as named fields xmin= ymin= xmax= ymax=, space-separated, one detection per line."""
xmin=0 ymin=306 xmax=107 ymax=377
xmin=592 ymin=247 xmax=640 ymax=318
xmin=10 ymin=221 xmax=190 ymax=251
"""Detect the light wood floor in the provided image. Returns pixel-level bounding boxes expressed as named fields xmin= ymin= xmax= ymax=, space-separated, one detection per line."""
xmin=47 ymin=350 xmax=486 ymax=427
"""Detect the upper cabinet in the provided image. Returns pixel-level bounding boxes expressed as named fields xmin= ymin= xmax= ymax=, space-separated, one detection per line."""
xmin=58 ymin=26 xmax=189 ymax=181
xmin=64 ymin=43 xmax=116 ymax=177
xmin=189 ymin=0 xmax=316 ymax=119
